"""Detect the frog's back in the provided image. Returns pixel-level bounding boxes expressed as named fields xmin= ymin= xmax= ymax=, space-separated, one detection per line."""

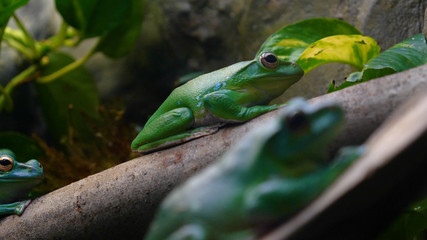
xmin=152 ymin=61 xmax=252 ymax=115
xmin=182 ymin=61 xmax=251 ymax=92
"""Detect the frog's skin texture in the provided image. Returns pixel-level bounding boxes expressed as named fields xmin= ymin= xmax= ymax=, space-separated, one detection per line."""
xmin=131 ymin=52 xmax=304 ymax=153
xmin=0 ymin=149 xmax=44 ymax=216
xmin=144 ymin=99 xmax=364 ymax=240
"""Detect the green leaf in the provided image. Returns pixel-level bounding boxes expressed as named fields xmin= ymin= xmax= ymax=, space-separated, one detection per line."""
xmin=327 ymin=79 xmax=359 ymax=93
xmin=256 ymin=18 xmax=362 ymax=62
xmin=0 ymin=84 xmax=13 ymax=111
xmin=361 ymin=34 xmax=427 ymax=81
xmin=95 ymin=0 xmax=142 ymax=58
xmin=329 ymin=34 xmax=427 ymax=93
xmin=35 ymin=52 xmax=100 ymax=143
xmin=296 ymin=35 xmax=380 ymax=73
xmin=0 ymin=132 xmax=43 ymax=162
xmin=55 ymin=0 xmax=131 ymax=38
xmin=0 ymin=0 xmax=29 ymax=43
xmin=377 ymin=198 xmax=427 ymax=240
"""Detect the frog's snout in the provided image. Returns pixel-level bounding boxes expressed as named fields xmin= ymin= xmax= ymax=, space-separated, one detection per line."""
xmin=25 ymin=159 xmax=42 ymax=168
xmin=24 ymin=159 xmax=44 ymax=177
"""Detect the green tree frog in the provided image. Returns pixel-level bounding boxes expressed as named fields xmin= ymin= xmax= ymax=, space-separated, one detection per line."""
xmin=144 ymin=99 xmax=364 ymax=240
xmin=131 ymin=52 xmax=304 ymax=153
xmin=0 ymin=149 xmax=44 ymax=216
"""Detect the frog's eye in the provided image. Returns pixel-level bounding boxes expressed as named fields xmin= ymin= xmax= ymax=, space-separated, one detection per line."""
xmin=286 ymin=111 xmax=309 ymax=132
xmin=0 ymin=155 xmax=13 ymax=172
xmin=259 ymin=52 xmax=278 ymax=69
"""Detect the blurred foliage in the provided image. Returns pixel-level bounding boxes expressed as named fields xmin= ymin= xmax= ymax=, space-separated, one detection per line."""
xmin=0 ymin=0 xmax=29 ymax=45
xmin=377 ymin=197 xmax=427 ymax=240
xmin=0 ymin=0 xmax=142 ymax=194
xmin=95 ymin=0 xmax=143 ymax=58
xmin=55 ymin=0 xmax=131 ymax=39
xmin=35 ymin=52 xmax=100 ymax=143
xmin=33 ymin=101 xmax=139 ymax=194
xmin=0 ymin=132 xmax=43 ymax=162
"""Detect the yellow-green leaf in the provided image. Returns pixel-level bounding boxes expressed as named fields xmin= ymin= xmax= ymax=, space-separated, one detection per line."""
xmin=256 ymin=18 xmax=362 ymax=62
xmin=328 ymin=34 xmax=427 ymax=93
xmin=296 ymin=35 xmax=380 ymax=73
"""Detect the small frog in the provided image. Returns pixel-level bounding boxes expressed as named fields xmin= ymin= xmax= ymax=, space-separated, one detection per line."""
xmin=144 ymin=99 xmax=364 ymax=240
xmin=0 ymin=149 xmax=44 ymax=216
xmin=131 ymin=52 xmax=304 ymax=153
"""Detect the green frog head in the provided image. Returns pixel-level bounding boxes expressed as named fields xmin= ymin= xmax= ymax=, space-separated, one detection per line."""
xmin=0 ymin=149 xmax=44 ymax=204
xmin=229 ymin=52 xmax=304 ymax=100
xmin=261 ymin=98 xmax=345 ymax=176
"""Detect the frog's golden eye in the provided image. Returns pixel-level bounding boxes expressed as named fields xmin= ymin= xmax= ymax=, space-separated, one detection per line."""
xmin=259 ymin=52 xmax=279 ymax=69
xmin=286 ymin=111 xmax=309 ymax=132
xmin=0 ymin=155 xmax=13 ymax=172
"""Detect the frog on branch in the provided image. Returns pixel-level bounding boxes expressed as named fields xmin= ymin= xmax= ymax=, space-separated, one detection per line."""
xmin=0 ymin=149 xmax=44 ymax=216
xmin=131 ymin=51 xmax=304 ymax=153
xmin=131 ymin=18 xmax=366 ymax=154
xmin=144 ymin=99 xmax=364 ymax=240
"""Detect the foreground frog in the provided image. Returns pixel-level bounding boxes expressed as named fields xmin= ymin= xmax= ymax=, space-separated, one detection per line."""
xmin=144 ymin=99 xmax=364 ymax=240
xmin=131 ymin=52 xmax=304 ymax=153
xmin=0 ymin=149 xmax=44 ymax=216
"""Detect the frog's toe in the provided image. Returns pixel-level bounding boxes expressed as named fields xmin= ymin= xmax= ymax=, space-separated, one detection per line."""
xmin=15 ymin=200 xmax=31 ymax=215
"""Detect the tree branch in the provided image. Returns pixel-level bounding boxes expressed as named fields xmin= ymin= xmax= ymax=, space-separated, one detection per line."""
xmin=0 ymin=65 xmax=426 ymax=240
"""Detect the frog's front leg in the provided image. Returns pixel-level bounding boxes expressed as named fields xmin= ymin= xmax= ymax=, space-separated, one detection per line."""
xmin=131 ymin=108 xmax=222 ymax=153
xmin=0 ymin=199 xmax=31 ymax=215
xmin=245 ymin=146 xmax=364 ymax=221
xmin=131 ymin=107 xmax=194 ymax=152
xmin=245 ymin=177 xmax=321 ymax=221
xmin=203 ymin=90 xmax=278 ymax=121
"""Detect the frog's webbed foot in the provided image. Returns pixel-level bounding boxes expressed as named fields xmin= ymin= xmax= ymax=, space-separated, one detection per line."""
xmin=332 ymin=145 xmax=366 ymax=167
xmin=0 ymin=199 xmax=31 ymax=216
xmin=166 ymin=224 xmax=207 ymax=240
xmin=135 ymin=124 xmax=224 ymax=154
xmin=15 ymin=199 xmax=31 ymax=215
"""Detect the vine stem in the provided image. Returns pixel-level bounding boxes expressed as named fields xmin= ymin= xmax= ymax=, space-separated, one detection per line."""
xmin=12 ymin=13 xmax=38 ymax=58
xmin=0 ymin=65 xmax=39 ymax=111
xmin=2 ymin=29 xmax=34 ymax=59
xmin=37 ymin=44 xmax=97 ymax=84
xmin=49 ymin=22 xmax=68 ymax=49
